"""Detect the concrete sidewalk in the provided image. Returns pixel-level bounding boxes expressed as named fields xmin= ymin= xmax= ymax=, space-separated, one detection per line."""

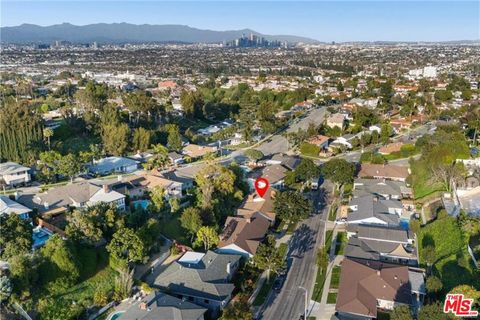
xmin=312 ymin=255 xmax=344 ymax=320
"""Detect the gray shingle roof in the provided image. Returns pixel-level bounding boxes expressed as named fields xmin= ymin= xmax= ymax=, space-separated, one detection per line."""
xmin=153 ymin=251 xmax=240 ymax=301
xmin=353 ymin=178 xmax=406 ymax=199
xmin=121 ymin=291 xmax=206 ymax=320
xmin=0 ymin=162 xmax=30 ymax=175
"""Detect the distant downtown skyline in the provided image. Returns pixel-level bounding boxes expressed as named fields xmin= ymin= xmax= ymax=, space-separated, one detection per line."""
xmin=1 ymin=1 xmax=479 ymax=42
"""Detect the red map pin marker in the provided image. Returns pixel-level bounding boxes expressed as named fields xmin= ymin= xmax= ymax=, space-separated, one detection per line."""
xmin=254 ymin=177 xmax=269 ymax=198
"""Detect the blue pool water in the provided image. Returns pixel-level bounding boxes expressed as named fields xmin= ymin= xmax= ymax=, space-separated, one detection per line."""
xmin=109 ymin=311 xmax=125 ymax=320
xmin=132 ymin=199 xmax=151 ymax=210
xmin=32 ymin=227 xmax=52 ymax=249
xmin=399 ymin=219 xmax=410 ymax=230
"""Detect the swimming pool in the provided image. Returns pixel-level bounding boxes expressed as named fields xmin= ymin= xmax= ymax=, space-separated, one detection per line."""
xmin=108 ymin=311 xmax=125 ymax=320
xmin=399 ymin=218 xmax=410 ymax=231
xmin=132 ymin=199 xmax=151 ymax=210
xmin=32 ymin=226 xmax=52 ymax=249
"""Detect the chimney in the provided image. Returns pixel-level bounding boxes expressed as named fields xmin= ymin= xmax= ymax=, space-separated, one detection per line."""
xmin=14 ymin=191 xmax=21 ymax=201
xmin=103 ymin=184 xmax=109 ymax=193
xmin=139 ymin=302 xmax=147 ymax=310
xmin=117 ymin=175 xmax=122 ymax=182
xmin=226 ymin=262 xmax=231 ymax=276
xmin=44 ymin=202 xmax=49 ymax=210
xmin=376 ymin=270 xmax=381 ymax=276
xmin=247 ymin=194 xmax=254 ymax=202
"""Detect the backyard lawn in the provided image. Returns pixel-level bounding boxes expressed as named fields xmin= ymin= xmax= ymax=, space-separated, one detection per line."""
xmin=329 ymin=266 xmax=342 ymax=289
xmin=159 ymin=215 xmax=189 ymax=245
xmin=312 ymin=230 xmax=334 ymax=302
xmin=410 ymin=159 xmax=445 ymax=199
xmin=417 ymin=216 xmax=478 ymax=291
xmin=326 ymin=292 xmax=337 ymax=304
xmin=334 ymin=232 xmax=346 ymax=255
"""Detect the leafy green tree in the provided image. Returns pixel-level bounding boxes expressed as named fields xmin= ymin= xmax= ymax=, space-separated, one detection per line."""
xmin=390 ymin=305 xmax=413 ymax=320
xmin=57 ymin=153 xmax=83 ymax=182
xmin=422 ymin=245 xmax=436 ymax=273
xmin=0 ymin=275 xmax=12 ymax=302
xmin=43 ymin=127 xmax=54 ymax=150
xmin=244 ymin=149 xmax=264 ymax=162
xmin=123 ymin=90 xmax=160 ymax=126
xmin=193 ymin=226 xmax=219 ymax=251
xmin=0 ymin=98 xmax=44 ymax=164
xmin=181 ymin=90 xmax=204 ymax=119
xmin=0 ymin=214 xmax=33 ymax=260
xmin=294 ymin=158 xmax=321 ymax=182
xmin=150 ymin=185 xmax=166 ymax=214
xmin=102 ymin=123 xmax=130 ymax=156
xmin=220 ymin=298 xmax=253 ymax=320
xmin=449 ymin=285 xmax=480 ymax=307
xmin=274 ymin=191 xmax=312 ymax=223
xmin=107 ymin=228 xmax=145 ymax=264
xmin=252 ymin=235 xmax=284 ymax=281
xmin=9 ymin=254 xmax=39 ymax=299
xmin=38 ymin=297 xmax=84 ymax=320
xmin=40 ymin=235 xmax=81 ymax=285
xmin=418 ymin=302 xmax=454 ymax=320
xmin=195 ymin=164 xmax=236 ymax=210
xmin=138 ymin=218 xmax=162 ymax=252
xmin=166 ymin=124 xmax=182 ymax=152
xmin=180 ymin=207 xmax=203 ymax=242
xmin=132 ymin=127 xmax=151 ymax=152
xmin=426 ymin=276 xmax=443 ymax=294
xmin=114 ymin=267 xmax=134 ymax=301
xmin=145 ymin=144 xmax=170 ymax=170
xmin=65 ymin=209 xmax=104 ymax=245
xmin=321 ymin=158 xmax=356 ymax=187
xmin=380 ymin=123 xmax=393 ymax=144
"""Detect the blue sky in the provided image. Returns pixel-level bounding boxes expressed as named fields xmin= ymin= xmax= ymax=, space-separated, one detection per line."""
xmin=1 ymin=1 xmax=479 ymax=41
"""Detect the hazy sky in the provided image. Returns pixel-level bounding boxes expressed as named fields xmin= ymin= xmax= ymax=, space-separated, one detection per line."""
xmin=2 ymin=1 xmax=479 ymax=42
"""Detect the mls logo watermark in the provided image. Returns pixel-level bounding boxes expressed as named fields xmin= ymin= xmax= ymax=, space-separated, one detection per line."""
xmin=443 ymin=294 xmax=478 ymax=317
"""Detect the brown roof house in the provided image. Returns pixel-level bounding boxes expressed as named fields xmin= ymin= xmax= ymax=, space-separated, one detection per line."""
xmin=182 ymin=144 xmax=217 ymax=159
xmin=217 ymin=213 xmax=270 ymax=258
xmin=378 ymin=142 xmax=404 ymax=155
xmin=359 ymin=164 xmax=410 ymax=182
xmin=336 ymin=259 xmax=425 ymax=319
xmin=237 ymin=188 xmax=276 ymax=222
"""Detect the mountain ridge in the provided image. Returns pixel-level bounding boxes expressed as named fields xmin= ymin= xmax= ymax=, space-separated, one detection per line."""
xmin=0 ymin=23 xmax=320 ymax=44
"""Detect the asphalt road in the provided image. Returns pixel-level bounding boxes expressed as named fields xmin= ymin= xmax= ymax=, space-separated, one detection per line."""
xmin=259 ymin=186 xmax=328 ymax=320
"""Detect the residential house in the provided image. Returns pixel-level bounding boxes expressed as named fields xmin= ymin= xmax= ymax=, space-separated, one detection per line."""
xmin=88 ymin=157 xmax=139 ymax=176
xmin=358 ymin=164 xmax=410 ymax=182
xmin=347 ymin=195 xmax=403 ymax=227
xmin=265 ymin=154 xmax=300 ymax=171
xmin=161 ymin=170 xmax=194 ymax=191
xmin=129 ymin=152 xmax=154 ymax=163
xmin=0 ymin=195 xmax=31 ymax=219
xmin=153 ymin=251 xmax=241 ymax=313
xmin=158 ymin=80 xmax=177 ymax=91
xmin=378 ymin=142 xmax=404 ymax=155
xmin=326 ymin=113 xmax=345 ymax=129
xmin=237 ymin=188 xmax=276 ymax=223
xmin=217 ymin=213 xmax=270 ymax=258
xmin=120 ymin=291 xmax=206 ymax=320
xmin=168 ymin=152 xmax=184 ymax=166
xmin=353 ymin=179 xmax=412 ymax=200
xmin=336 ymin=259 xmax=425 ymax=319
xmin=306 ymin=135 xmax=330 ymax=150
xmin=182 ymin=144 xmax=217 ymax=159
xmin=21 ymin=181 xmax=126 ymax=215
xmin=230 ymin=133 xmax=245 ymax=146
xmin=249 ymin=164 xmax=288 ymax=189
xmin=345 ymin=224 xmax=418 ymax=266
xmin=0 ymin=162 xmax=31 ymax=186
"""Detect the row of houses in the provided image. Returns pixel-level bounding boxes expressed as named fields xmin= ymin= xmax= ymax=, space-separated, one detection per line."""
xmin=335 ymin=163 xmax=426 ymax=320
